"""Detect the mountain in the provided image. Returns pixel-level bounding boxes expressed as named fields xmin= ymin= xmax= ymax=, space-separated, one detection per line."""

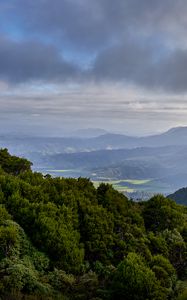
xmin=34 ymin=144 xmax=186 ymax=174
xmin=27 ymin=145 xmax=187 ymax=196
xmin=92 ymin=126 xmax=187 ymax=149
xmin=2 ymin=126 xmax=187 ymax=197
xmin=142 ymin=126 xmax=187 ymax=147
xmin=168 ymin=187 xmax=187 ymax=205
xmin=36 ymin=145 xmax=166 ymax=169
xmin=2 ymin=126 xmax=187 ymax=157
xmin=70 ymin=128 xmax=108 ymax=138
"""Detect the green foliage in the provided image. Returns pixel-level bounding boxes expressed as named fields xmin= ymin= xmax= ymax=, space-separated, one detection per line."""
xmin=162 ymin=229 xmax=187 ymax=277
xmin=148 ymin=231 xmax=169 ymax=257
xmin=49 ymin=268 xmax=75 ymax=292
xmin=109 ymin=252 xmax=165 ymax=300
xmin=78 ymin=201 xmax=114 ymax=263
xmin=0 ymin=221 xmax=19 ymax=258
xmin=143 ymin=194 xmax=184 ymax=232
xmin=97 ymin=183 xmax=129 ymax=216
xmin=0 ymin=149 xmax=187 ymax=299
xmin=150 ymin=255 xmax=176 ymax=289
xmin=74 ymin=271 xmax=99 ymax=300
xmin=177 ymin=289 xmax=187 ymax=300
xmin=0 ymin=148 xmax=32 ymax=175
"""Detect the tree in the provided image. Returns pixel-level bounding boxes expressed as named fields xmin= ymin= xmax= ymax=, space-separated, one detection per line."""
xmin=143 ymin=195 xmax=184 ymax=232
xmin=109 ymin=252 xmax=166 ymax=300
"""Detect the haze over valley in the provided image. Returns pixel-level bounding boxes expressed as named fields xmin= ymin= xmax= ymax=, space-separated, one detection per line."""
xmin=1 ymin=126 xmax=187 ymax=198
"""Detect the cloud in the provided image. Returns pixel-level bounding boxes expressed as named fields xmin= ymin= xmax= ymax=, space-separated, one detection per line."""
xmin=92 ymin=40 xmax=187 ymax=92
xmin=1 ymin=82 xmax=187 ymax=136
xmin=0 ymin=36 xmax=79 ymax=83
xmin=6 ymin=0 xmax=187 ymax=48
xmin=1 ymin=0 xmax=187 ymax=91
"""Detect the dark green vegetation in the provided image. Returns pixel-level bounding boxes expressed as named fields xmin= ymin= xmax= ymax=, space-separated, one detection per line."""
xmin=0 ymin=149 xmax=187 ymax=299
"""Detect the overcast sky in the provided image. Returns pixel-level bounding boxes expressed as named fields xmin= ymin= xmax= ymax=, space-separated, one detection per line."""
xmin=1 ymin=0 xmax=187 ymax=136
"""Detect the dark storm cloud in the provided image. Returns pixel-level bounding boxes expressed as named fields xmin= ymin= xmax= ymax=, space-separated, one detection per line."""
xmin=92 ymin=41 xmax=187 ymax=92
xmin=8 ymin=0 xmax=187 ymax=50
xmin=1 ymin=0 xmax=187 ymax=90
xmin=0 ymin=37 xmax=79 ymax=83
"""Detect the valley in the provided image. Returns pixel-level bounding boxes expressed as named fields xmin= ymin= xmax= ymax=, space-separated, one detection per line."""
xmin=1 ymin=126 xmax=187 ymax=199
xmin=34 ymin=167 xmax=174 ymax=199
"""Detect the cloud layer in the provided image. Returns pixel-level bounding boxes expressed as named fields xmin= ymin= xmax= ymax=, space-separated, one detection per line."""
xmin=1 ymin=1 xmax=187 ymax=135
xmin=0 ymin=0 xmax=187 ymax=90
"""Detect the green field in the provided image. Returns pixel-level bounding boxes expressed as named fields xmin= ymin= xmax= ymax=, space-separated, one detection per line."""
xmin=46 ymin=169 xmax=75 ymax=173
xmin=35 ymin=168 xmax=172 ymax=197
xmin=92 ymin=178 xmax=171 ymax=195
xmin=93 ymin=179 xmax=151 ymax=188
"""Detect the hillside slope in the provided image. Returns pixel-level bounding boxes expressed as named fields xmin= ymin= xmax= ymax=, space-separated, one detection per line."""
xmin=168 ymin=187 xmax=187 ymax=205
xmin=2 ymin=126 xmax=187 ymax=157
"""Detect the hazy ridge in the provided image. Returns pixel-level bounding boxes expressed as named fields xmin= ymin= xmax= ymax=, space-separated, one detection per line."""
xmin=1 ymin=126 xmax=187 ymax=197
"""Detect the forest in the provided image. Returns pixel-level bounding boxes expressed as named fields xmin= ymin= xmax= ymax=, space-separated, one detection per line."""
xmin=0 ymin=148 xmax=187 ymax=299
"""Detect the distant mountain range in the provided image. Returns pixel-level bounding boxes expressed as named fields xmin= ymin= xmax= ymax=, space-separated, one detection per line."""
xmin=70 ymin=128 xmax=108 ymax=138
xmin=1 ymin=126 xmax=187 ymax=198
xmin=1 ymin=126 xmax=187 ymax=156
xmin=32 ymin=144 xmax=187 ymax=191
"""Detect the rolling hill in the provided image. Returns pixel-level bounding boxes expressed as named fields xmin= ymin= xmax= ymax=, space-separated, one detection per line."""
xmin=168 ymin=187 xmax=187 ymax=205
xmin=2 ymin=126 xmax=187 ymax=197
xmin=2 ymin=126 xmax=187 ymax=157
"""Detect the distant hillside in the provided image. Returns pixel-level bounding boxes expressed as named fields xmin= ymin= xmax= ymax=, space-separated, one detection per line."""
xmin=33 ymin=144 xmax=187 ymax=182
xmin=70 ymin=128 xmax=108 ymax=137
xmin=90 ymin=126 xmax=187 ymax=149
xmin=168 ymin=187 xmax=187 ymax=205
xmin=2 ymin=126 xmax=187 ymax=157
xmin=2 ymin=126 xmax=187 ymax=197
xmin=142 ymin=126 xmax=187 ymax=147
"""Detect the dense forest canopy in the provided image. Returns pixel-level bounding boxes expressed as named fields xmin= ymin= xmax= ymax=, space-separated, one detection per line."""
xmin=0 ymin=149 xmax=187 ymax=299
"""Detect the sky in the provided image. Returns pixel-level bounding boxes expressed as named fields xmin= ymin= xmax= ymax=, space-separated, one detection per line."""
xmin=1 ymin=0 xmax=187 ymax=136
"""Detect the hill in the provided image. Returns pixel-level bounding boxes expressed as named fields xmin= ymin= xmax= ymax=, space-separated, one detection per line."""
xmin=70 ymin=127 xmax=108 ymax=138
xmin=168 ymin=187 xmax=187 ymax=205
xmin=2 ymin=127 xmax=187 ymax=197
xmin=32 ymin=145 xmax=187 ymax=195
xmin=2 ymin=126 xmax=187 ymax=157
